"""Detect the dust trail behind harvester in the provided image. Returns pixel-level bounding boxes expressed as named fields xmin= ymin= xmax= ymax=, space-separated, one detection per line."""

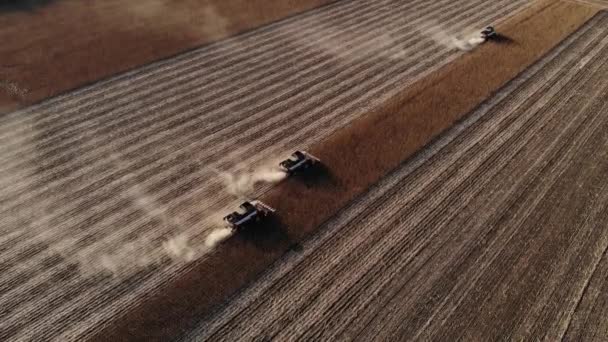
xmin=162 ymin=226 xmax=233 ymax=264
xmin=87 ymin=162 xmax=286 ymax=276
xmin=163 ymin=233 xmax=198 ymax=262
xmin=217 ymin=166 xmax=288 ymax=199
xmin=423 ymin=20 xmax=486 ymax=52
xmin=205 ymin=228 xmax=233 ymax=248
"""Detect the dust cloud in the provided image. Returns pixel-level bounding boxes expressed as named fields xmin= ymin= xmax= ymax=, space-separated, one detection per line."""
xmin=84 ymin=163 xmax=286 ymax=277
xmin=218 ymin=167 xmax=287 ymax=198
xmin=205 ymin=228 xmax=233 ymax=248
xmin=424 ymin=21 xmax=486 ymax=52
xmin=163 ymin=233 xmax=197 ymax=262
xmin=161 ymin=227 xmax=234 ymax=264
xmin=62 ymin=154 xmax=241 ymax=277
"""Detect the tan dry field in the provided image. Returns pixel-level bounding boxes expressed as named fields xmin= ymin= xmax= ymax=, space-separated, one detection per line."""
xmin=88 ymin=1 xmax=606 ymax=341
xmin=0 ymin=0 xmax=334 ymax=111
xmin=2 ymin=0 xmax=541 ymax=340
xmin=1 ymin=0 xmax=608 ymax=341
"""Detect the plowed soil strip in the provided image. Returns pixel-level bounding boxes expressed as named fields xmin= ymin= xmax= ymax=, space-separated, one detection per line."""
xmin=92 ymin=1 xmax=600 ymax=340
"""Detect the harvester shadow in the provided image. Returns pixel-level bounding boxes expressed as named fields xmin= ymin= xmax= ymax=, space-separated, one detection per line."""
xmin=287 ymin=163 xmax=337 ymax=188
xmin=490 ymin=33 xmax=515 ymax=45
xmin=231 ymin=215 xmax=290 ymax=252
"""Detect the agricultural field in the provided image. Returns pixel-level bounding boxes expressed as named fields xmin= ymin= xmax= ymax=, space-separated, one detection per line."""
xmin=187 ymin=13 xmax=608 ymax=340
xmin=0 ymin=0 xmax=607 ymax=341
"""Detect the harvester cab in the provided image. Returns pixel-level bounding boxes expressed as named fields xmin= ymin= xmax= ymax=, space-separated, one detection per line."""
xmin=223 ymin=201 xmax=275 ymax=233
xmin=481 ymin=26 xmax=497 ymax=40
xmin=279 ymin=151 xmax=320 ymax=175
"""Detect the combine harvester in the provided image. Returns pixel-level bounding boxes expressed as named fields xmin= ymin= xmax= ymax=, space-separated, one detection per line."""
xmin=223 ymin=201 xmax=275 ymax=232
xmin=481 ymin=26 xmax=497 ymax=40
xmin=223 ymin=150 xmax=320 ymax=233
xmin=279 ymin=150 xmax=320 ymax=175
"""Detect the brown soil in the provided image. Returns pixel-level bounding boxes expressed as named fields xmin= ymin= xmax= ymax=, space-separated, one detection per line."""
xmin=569 ymin=0 xmax=608 ymax=8
xmin=89 ymin=1 xmax=599 ymax=341
xmin=0 ymin=0 xmax=335 ymax=112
